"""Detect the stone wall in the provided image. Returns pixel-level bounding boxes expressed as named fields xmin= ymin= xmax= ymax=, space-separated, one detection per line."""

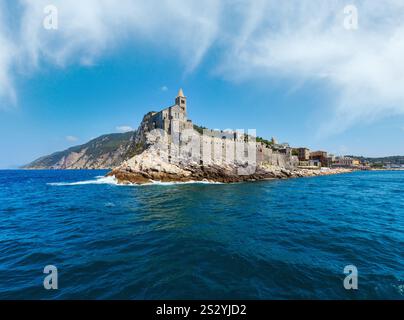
xmin=136 ymin=96 xmax=298 ymax=171
xmin=138 ymin=124 xmax=298 ymax=171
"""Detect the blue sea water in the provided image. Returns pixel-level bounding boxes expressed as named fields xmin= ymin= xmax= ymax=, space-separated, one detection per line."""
xmin=0 ymin=169 xmax=403 ymax=300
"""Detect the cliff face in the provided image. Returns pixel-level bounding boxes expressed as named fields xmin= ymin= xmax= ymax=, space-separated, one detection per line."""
xmin=24 ymin=132 xmax=139 ymax=169
xmin=24 ymin=112 xmax=166 ymax=170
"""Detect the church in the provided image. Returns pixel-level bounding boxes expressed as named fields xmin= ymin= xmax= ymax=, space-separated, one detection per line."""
xmin=144 ymin=88 xmax=194 ymax=135
xmin=139 ymin=88 xmax=297 ymax=169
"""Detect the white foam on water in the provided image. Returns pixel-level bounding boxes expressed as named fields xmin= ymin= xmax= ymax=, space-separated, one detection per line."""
xmin=48 ymin=175 xmax=223 ymax=187
xmin=47 ymin=175 xmax=119 ymax=186
xmin=104 ymin=202 xmax=116 ymax=207
xmin=141 ymin=180 xmax=223 ymax=186
xmin=395 ymin=284 xmax=404 ymax=296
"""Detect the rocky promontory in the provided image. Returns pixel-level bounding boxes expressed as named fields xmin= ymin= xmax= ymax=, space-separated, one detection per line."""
xmin=25 ymin=90 xmax=355 ymax=182
xmin=107 ymin=147 xmax=353 ymax=185
xmin=104 ymin=105 xmax=353 ymax=185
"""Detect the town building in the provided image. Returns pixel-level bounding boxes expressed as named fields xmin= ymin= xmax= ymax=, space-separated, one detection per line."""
xmin=310 ymin=151 xmax=330 ymax=167
xmin=333 ymin=157 xmax=360 ymax=167
xmin=295 ymin=148 xmax=310 ymax=161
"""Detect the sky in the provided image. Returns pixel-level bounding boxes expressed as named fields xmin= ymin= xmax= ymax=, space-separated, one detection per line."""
xmin=1 ymin=0 xmax=404 ymax=168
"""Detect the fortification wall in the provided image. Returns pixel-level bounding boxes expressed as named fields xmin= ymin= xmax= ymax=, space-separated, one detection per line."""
xmin=137 ymin=104 xmax=298 ymax=171
xmin=141 ymin=126 xmax=298 ymax=170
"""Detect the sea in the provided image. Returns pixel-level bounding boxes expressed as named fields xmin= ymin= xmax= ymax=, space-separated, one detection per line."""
xmin=0 ymin=169 xmax=403 ymax=299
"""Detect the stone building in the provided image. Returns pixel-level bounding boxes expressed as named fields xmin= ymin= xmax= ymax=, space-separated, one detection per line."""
xmin=144 ymin=88 xmax=194 ymax=133
xmin=296 ymin=148 xmax=310 ymax=161
xmin=333 ymin=156 xmax=360 ymax=167
xmin=141 ymin=89 xmax=298 ymax=169
xmin=310 ymin=151 xmax=330 ymax=167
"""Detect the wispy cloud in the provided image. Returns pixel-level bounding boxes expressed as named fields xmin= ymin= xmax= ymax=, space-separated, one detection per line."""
xmin=116 ymin=125 xmax=134 ymax=133
xmin=161 ymin=85 xmax=168 ymax=92
xmin=0 ymin=0 xmax=221 ymax=108
xmin=218 ymin=1 xmax=404 ymax=135
xmin=1 ymin=1 xmax=404 ymax=135
xmin=0 ymin=2 xmax=17 ymax=108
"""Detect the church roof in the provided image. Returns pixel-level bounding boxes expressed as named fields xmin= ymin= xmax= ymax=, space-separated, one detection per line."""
xmin=177 ymin=88 xmax=185 ymax=98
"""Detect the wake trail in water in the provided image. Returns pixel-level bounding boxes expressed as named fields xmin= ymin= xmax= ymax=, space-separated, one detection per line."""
xmin=48 ymin=176 xmax=222 ymax=186
xmin=47 ymin=176 xmax=118 ymax=186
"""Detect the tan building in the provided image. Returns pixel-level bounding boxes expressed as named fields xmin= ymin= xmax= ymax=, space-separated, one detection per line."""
xmin=352 ymin=159 xmax=360 ymax=166
xmin=296 ymin=148 xmax=310 ymax=161
xmin=310 ymin=151 xmax=329 ymax=167
xmin=334 ymin=157 xmax=360 ymax=167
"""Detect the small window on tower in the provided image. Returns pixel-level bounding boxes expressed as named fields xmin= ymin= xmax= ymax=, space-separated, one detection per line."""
xmin=181 ymin=99 xmax=185 ymax=104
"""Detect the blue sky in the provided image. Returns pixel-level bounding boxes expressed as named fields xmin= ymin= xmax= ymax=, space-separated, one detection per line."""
xmin=1 ymin=0 xmax=404 ymax=168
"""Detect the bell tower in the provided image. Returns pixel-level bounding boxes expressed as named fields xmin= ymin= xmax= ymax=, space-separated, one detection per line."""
xmin=175 ymin=88 xmax=187 ymax=113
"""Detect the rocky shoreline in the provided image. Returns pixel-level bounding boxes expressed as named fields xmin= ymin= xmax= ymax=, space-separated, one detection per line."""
xmin=107 ymin=150 xmax=354 ymax=185
xmin=108 ymin=167 xmax=353 ymax=185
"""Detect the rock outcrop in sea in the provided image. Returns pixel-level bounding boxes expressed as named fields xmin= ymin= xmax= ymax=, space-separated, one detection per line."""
xmin=108 ymin=146 xmax=352 ymax=185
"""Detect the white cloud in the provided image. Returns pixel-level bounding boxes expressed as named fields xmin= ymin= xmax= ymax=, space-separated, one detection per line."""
xmin=66 ymin=135 xmax=78 ymax=142
xmin=0 ymin=2 xmax=17 ymax=108
xmin=1 ymin=1 xmax=404 ymax=134
xmin=15 ymin=1 xmax=218 ymax=87
xmin=116 ymin=125 xmax=134 ymax=133
xmin=161 ymin=85 xmax=168 ymax=92
xmin=217 ymin=1 xmax=404 ymax=134
xmin=0 ymin=0 xmax=221 ymax=109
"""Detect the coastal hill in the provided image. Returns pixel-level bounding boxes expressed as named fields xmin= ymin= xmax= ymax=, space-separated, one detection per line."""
xmin=346 ymin=155 xmax=404 ymax=167
xmin=24 ymin=131 xmax=142 ymax=169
